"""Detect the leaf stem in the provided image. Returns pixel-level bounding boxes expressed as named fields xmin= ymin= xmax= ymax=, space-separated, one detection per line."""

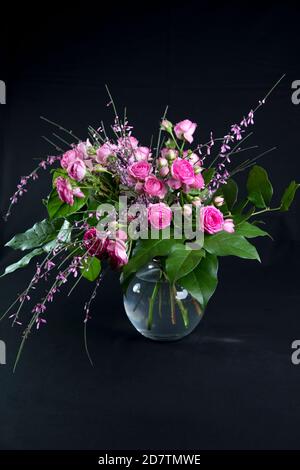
xmin=250 ymin=206 xmax=281 ymax=217
xmin=147 ymin=282 xmax=159 ymax=330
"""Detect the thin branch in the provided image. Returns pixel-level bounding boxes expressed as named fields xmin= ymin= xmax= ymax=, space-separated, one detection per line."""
xmin=40 ymin=116 xmax=81 ymax=142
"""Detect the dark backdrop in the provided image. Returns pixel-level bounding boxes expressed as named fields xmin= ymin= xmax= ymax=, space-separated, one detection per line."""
xmin=0 ymin=1 xmax=300 ymax=450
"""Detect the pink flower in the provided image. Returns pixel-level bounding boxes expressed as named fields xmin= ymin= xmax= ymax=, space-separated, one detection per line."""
xmin=56 ymin=177 xmax=75 ymax=205
xmin=183 ymin=204 xmax=193 ymax=217
xmin=118 ymin=136 xmax=139 ymax=149
xmin=191 ymin=172 xmax=205 ymax=189
xmin=135 ymin=146 xmax=151 ymax=161
xmin=128 ymin=161 xmax=151 ymax=180
xmin=201 ymin=205 xmax=224 ymax=234
xmin=76 ymin=140 xmax=92 ymax=158
xmin=159 ymin=166 xmax=169 ymax=177
xmin=144 ymin=176 xmax=167 ymax=198
xmin=83 ymin=228 xmax=108 ymax=257
xmin=174 ymin=119 xmax=197 ymax=143
xmin=96 ymin=143 xmax=116 ymax=164
xmin=115 ymin=229 xmax=128 ymax=241
xmin=148 ymin=203 xmax=173 ymax=230
xmin=187 ymin=152 xmax=201 ymax=166
xmin=135 ymin=181 xmax=144 ymax=193
xmin=167 ymin=178 xmax=181 ymax=190
xmin=55 ymin=177 xmax=85 ymax=206
xmin=72 ymin=187 xmax=85 ymax=199
xmin=223 ymin=218 xmax=235 ymax=233
xmin=171 ymin=158 xmax=195 ymax=185
xmin=61 ymin=149 xmax=78 ymax=170
xmin=67 ymin=159 xmax=86 ymax=181
xmin=107 ymin=239 xmax=128 ymax=269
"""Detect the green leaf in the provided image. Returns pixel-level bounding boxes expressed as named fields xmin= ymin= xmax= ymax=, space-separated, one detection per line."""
xmin=81 ymin=256 xmax=101 ymax=282
xmin=165 ymin=245 xmax=205 ymax=283
xmin=43 ymin=220 xmax=72 ymax=252
xmin=52 ymin=168 xmax=68 ymax=187
xmin=47 ymin=188 xmax=87 ymax=220
xmin=0 ymin=248 xmax=43 ymax=277
xmin=5 ymin=219 xmax=57 ymax=251
xmin=202 ymin=168 xmax=215 ymax=185
xmin=221 ymin=178 xmax=238 ymax=210
xmin=235 ymin=221 xmax=271 ymax=239
xmin=122 ymin=238 xmax=183 ymax=281
xmin=280 ymin=181 xmax=300 ymax=212
xmin=179 ymin=253 xmax=218 ymax=310
xmin=247 ymin=165 xmax=273 ymax=209
xmin=204 ymin=232 xmax=260 ymax=261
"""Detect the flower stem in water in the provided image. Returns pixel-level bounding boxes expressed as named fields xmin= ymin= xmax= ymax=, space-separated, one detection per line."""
xmin=147 ymin=282 xmax=159 ymax=330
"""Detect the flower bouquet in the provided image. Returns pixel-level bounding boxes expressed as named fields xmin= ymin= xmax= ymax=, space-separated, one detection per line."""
xmin=1 ymin=80 xmax=299 ymax=368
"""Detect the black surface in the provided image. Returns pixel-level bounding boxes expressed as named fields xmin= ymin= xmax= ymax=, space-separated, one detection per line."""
xmin=0 ymin=1 xmax=300 ymax=451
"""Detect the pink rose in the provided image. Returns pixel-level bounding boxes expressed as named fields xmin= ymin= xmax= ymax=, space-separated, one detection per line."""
xmin=135 ymin=181 xmax=144 ymax=193
xmin=67 ymin=159 xmax=86 ymax=181
xmin=223 ymin=218 xmax=235 ymax=233
xmin=55 ymin=177 xmax=85 ymax=206
xmin=56 ymin=177 xmax=74 ymax=205
xmin=148 ymin=203 xmax=173 ymax=230
xmin=167 ymin=178 xmax=182 ymax=190
xmin=107 ymin=239 xmax=128 ymax=269
xmin=118 ymin=136 xmax=139 ymax=149
xmin=201 ymin=205 xmax=224 ymax=234
xmin=144 ymin=176 xmax=167 ymax=198
xmin=115 ymin=229 xmax=128 ymax=241
xmin=61 ymin=149 xmax=78 ymax=170
xmin=76 ymin=140 xmax=92 ymax=159
xmin=135 ymin=146 xmax=151 ymax=161
xmin=174 ymin=119 xmax=197 ymax=143
xmin=171 ymin=158 xmax=195 ymax=185
xmin=72 ymin=187 xmax=85 ymax=199
xmin=83 ymin=227 xmax=108 ymax=257
xmin=187 ymin=152 xmax=201 ymax=166
xmin=191 ymin=172 xmax=205 ymax=189
xmin=96 ymin=143 xmax=116 ymax=165
xmin=128 ymin=161 xmax=151 ymax=180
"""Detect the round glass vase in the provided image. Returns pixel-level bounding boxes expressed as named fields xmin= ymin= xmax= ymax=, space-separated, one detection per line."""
xmin=123 ymin=260 xmax=204 ymax=341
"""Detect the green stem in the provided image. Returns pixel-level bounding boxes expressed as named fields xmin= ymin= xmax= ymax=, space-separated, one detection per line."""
xmin=169 ymin=283 xmax=176 ymax=325
xmin=169 ymin=130 xmax=182 ymax=152
xmin=147 ymin=282 xmax=159 ymax=330
xmin=172 ymin=285 xmax=189 ymax=328
xmin=250 ymin=206 xmax=281 ymax=217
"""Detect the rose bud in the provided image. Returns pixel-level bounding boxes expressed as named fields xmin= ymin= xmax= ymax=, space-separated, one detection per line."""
xmin=159 ymin=166 xmax=169 ymax=177
xmin=158 ymin=157 xmax=168 ymax=167
xmin=183 ymin=204 xmax=193 ymax=218
xmin=161 ymin=119 xmax=173 ymax=133
xmin=214 ymin=196 xmax=225 ymax=207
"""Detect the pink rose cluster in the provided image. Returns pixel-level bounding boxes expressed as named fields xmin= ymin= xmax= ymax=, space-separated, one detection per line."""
xmin=201 ymin=205 xmax=235 ymax=234
xmin=158 ymin=153 xmax=204 ymax=193
xmin=83 ymin=227 xmax=128 ymax=269
xmin=61 ymin=147 xmax=87 ymax=182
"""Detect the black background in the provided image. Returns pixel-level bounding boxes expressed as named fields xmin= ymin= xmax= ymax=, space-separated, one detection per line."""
xmin=0 ymin=1 xmax=300 ymax=450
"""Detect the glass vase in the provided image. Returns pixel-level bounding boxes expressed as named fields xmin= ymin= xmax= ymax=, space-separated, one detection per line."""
xmin=123 ymin=260 xmax=204 ymax=341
